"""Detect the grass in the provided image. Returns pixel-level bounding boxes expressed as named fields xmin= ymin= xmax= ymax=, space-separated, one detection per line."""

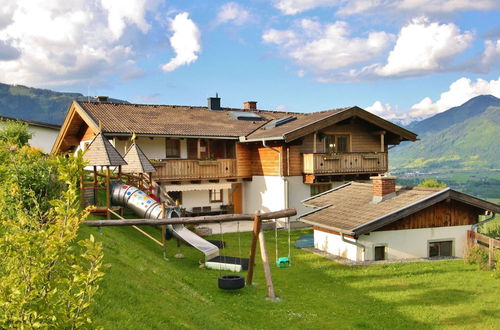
xmin=79 ymin=224 xmax=500 ymax=329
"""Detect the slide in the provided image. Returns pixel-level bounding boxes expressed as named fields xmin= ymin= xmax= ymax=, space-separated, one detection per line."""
xmin=111 ymin=182 xmax=220 ymax=260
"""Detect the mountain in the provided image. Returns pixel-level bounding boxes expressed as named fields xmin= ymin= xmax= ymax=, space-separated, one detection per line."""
xmin=0 ymin=83 xmax=127 ymax=125
xmin=391 ymin=95 xmax=500 ymax=170
xmin=406 ymin=94 xmax=500 ymax=134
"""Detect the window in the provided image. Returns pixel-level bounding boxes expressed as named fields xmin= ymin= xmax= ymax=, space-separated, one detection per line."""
xmin=166 ymin=138 xmax=180 ymax=158
xmin=209 ymin=189 xmax=223 ymax=203
xmin=429 ymin=241 xmax=453 ymax=258
xmin=168 ymin=191 xmax=182 ymax=204
xmin=310 ymin=184 xmax=332 ymax=196
xmin=374 ymin=246 xmax=386 ymax=261
xmin=325 ymin=135 xmax=349 ymax=153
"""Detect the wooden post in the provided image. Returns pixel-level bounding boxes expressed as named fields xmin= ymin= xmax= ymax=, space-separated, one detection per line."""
xmin=380 ymin=131 xmax=385 ymax=152
xmin=106 ymin=166 xmax=111 ymax=219
xmin=489 ymin=237 xmax=495 ymax=269
xmin=161 ymin=202 xmax=167 ymax=260
xmin=313 ymin=131 xmax=317 ymax=153
xmin=247 ymin=212 xmax=262 ymax=285
xmin=258 ymin=226 xmax=276 ymax=300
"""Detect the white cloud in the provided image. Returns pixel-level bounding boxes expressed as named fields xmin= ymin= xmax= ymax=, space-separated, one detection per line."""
xmin=161 ymin=12 xmax=201 ymax=72
xmin=473 ymin=39 xmax=500 ymax=73
xmin=274 ymin=0 xmax=340 ymax=15
xmin=375 ymin=17 xmax=473 ymax=76
xmin=410 ymin=76 xmax=500 ymax=117
xmin=263 ymin=19 xmax=394 ymax=74
xmin=274 ymin=0 xmax=497 ymax=16
xmin=214 ymin=2 xmax=251 ymax=26
xmin=0 ymin=0 xmax=156 ymax=87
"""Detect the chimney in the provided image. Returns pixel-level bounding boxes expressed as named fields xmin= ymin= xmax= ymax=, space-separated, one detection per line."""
xmin=243 ymin=101 xmax=257 ymax=110
xmin=96 ymin=96 xmax=109 ymax=103
xmin=207 ymin=93 xmax=221 ymax=110
xmin=370 ymin=174 xmax=397 ymax=203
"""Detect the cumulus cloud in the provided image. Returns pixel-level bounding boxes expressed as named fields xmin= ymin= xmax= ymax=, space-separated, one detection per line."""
xmin=161 ymin=12 xmax=201 ymax=72
xmin=375 ymin=17 xmax=473 ymax=76
xmin=274 ymin=0 xmax=497 ymax=16
xmin=263 ymin=19 xmax=394 ymax=74
xmin=0 ymin=0 xmax=156 ymax=87
xmin=410 ymin=76 xmax=500 ymax=117
xmin=213 ymin=2 xmax=251 ymax=26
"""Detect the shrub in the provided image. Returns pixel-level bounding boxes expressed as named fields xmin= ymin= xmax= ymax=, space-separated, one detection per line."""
xmin=0 ymin=151 xmax=105 ymax=328
xmin=464 ymin=245 xmax=489 ymax=269
xmin=418 ymin=179 xmax=447 ymax=188
xmin=0 ymin=119 xmax=32 ymax=147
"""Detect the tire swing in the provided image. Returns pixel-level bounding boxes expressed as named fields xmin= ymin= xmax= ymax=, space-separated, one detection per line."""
xmin=275 ymin=218 xmax=291 ymax=269
xmin=218 ymin=221 xmax=245 ymax=290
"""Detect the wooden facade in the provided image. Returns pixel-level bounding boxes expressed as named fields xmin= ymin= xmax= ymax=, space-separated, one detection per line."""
xmin=152 ymin=159 xmax=238 ymax=181
xmin=376 ymin=200 xmax=480 ymax=232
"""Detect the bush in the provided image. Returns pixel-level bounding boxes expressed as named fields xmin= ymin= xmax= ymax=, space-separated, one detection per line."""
xmin=464 ymin=245 xmax=489 ymax=269
xmin=0 ymin=150 xmax=105 ymax=328
xmin=0 ymin=119 xmax=32 ymax=147
xmin=418 ymin=179 xmax=447 ymax=188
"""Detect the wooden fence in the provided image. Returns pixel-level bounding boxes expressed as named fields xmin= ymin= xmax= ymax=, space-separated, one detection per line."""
xmin=466 ymin=230 xmax=500 ymax=268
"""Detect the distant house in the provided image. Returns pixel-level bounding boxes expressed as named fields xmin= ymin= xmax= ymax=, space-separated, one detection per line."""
xmin=0 ymin=115 xmax=60 ymax=153
xmin=51 ymin=95 xmax=416 ymax=219
xmin=300 ymin=175 xmax=500 ymax=262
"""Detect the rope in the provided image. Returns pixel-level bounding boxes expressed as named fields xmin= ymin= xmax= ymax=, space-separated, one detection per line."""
xmin=274 ymin=219 xmax=278 ymax=262
xmin=219 ymin=221 xmax=224 ymax=275
xmin=237 ymin=221 xmax=242 ymax=266
xmin=288 ymin=217 xmax=292 ymax=266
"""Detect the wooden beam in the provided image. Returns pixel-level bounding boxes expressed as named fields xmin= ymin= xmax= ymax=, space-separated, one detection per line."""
xmin=247 ymin=213 xmax=262 ymax=285
xmin=258 ymin=226 xmax=276 ymax=300
xmin=84 ymin=208 xmax=297 ymax=227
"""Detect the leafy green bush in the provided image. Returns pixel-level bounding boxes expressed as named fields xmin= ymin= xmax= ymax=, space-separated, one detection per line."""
xmin=0 ymin=119 xmax=32 ymax=147
xmin=418 ymin=179 xmax=447 ymax=188
xmin=464 ymin=245 xmax=489 ymax=269
xmin=0 ymin=149 xmax=105 ymax=328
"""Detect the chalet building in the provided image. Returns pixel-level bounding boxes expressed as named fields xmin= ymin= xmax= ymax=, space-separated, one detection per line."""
xmin=0 ymin=115 xmax=60 ymax=153
xmin=300 ymin=175 xmax=500 ymax=261
xmin=52 ymin=95 xmax=416 ymax=219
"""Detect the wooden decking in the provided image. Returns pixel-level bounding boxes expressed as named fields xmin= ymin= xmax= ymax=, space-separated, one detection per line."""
xmin=152 ymin=158 xmax=238 ymax=181
xmin=302 ymin=152 xmax=388 ymax=175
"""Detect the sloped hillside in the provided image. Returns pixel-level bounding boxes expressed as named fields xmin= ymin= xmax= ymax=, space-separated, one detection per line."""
xmin=391 ymin=95 xmax=500 ymax=170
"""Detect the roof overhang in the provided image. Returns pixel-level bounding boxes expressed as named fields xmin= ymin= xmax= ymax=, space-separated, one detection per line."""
xmin=282 ymin=107 xmax=417 ymax=143
xmin=106 ymin=132 xmax=239 ymax=140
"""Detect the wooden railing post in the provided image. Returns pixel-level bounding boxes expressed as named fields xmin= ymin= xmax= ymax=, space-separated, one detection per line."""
xmin=489 ymin=237 xmax=494 ymax=269
xmin=247 ymin=212 xmax=262 ymax=286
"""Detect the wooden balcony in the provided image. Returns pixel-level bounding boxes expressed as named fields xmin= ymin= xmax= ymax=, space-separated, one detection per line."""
xmin=303 ymin=152 xmax=388 ymax=175
xmin=152 ymin=159 xmax=238 ymax=181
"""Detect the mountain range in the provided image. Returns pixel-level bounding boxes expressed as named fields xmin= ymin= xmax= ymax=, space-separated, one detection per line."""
xmin=0 ymin=83 xmax=126 ymax=125
xmin=391 ymin=94 xmax=500 ymax=170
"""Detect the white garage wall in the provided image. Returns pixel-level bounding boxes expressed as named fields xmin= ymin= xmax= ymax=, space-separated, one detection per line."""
xmin=29 ymin=126 xmax=59 ymax=153
xmin=314 ymin=230 xmax=362 ymax=261
xmin=243 ymin=176 xmax=285 ymax=214
xmin=359 ymin=225 xmax=472 ymax=260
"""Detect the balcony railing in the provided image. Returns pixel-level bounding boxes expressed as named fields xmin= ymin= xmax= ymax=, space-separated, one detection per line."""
xmin=152 ymin=158 xmax=238 ymax=181
xmin=303 ymin=152 xmax=388 ymax=175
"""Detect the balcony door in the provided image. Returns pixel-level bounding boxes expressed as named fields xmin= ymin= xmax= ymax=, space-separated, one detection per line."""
xmin=325 ymin=135 xmax=350 ymax=153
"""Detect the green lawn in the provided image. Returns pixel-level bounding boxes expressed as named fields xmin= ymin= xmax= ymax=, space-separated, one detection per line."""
xmin=80 ymin=224 xmax=500 ymax=329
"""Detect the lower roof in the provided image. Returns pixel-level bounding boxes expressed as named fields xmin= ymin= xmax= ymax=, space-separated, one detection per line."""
xmin=300 ymin=182 xmax=500 ymax=236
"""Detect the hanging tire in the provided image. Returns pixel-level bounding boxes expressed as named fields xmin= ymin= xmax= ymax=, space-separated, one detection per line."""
xmin=218 ymin=275 xmax=245 ymax=290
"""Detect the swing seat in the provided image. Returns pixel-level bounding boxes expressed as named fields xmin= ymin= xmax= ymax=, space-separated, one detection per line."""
xmin=276 ymin=257 xmax=290 ymax=268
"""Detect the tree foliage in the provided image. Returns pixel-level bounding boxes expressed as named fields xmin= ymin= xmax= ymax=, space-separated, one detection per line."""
xmin=0 ymin=130 xmax=105 ymax=328
xmin=0 ymin=119 xmax=32 ymax=147
xmin=418 ymin=179 xmax=447 ymax=188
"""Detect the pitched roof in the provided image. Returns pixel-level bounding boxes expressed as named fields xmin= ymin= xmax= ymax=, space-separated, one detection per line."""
xmin=122 ymin=143 xmax=156 ymax=174
xmin=300 ymin=182 xmax=500 ymax=236
xmin=77 ymin=101 xmax=294 ymax=138
xmin=74 ymin=102 xmax=417 ymax=142
xmin=83 ymin=132 xmax=127 ymax=166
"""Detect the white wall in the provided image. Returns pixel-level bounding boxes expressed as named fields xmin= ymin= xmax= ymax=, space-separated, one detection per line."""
xmin=243 ymin=176 xmax=285 ymax=214
xmin=162 ymin=182 xmax=230 ymax=212
xmin=314 ymin=230 xmax=362 ymax=261
xmin=29 ymin=126 xmax=60 ymax=153
xmin=135 ymin=136 xmax=166 ymax=159
xmin=314 ymin=225 xmax=472 ymax=262
xmin=286 ymin=176 xmax=311 ymax=221
xmin=359 ymin=225 xmax=472 ymax=260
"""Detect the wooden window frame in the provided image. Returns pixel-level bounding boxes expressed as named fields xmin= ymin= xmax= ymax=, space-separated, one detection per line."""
xmin=166 ymin=138 xmax=181 ymax=158
xmin=428 ymin=239 xmax=454 ymax=258
xmin=324 ymin=134 xmax=351 ymax=153
xmin=209 ymin=189 xmax=223 ymax=203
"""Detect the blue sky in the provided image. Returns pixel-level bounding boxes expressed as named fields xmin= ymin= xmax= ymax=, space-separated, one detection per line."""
xmin=0 ymin=0 xmax=499 ymax=122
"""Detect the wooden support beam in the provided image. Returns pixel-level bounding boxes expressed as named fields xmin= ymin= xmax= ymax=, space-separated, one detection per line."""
xmin=258 ymin=226 xmax=276 ymax=300
xmin=247 ymin=213 xmax=262 ymax=286
xmin=84 ymin=208 xmax=297 ymax=227
xmin=106 ymin=166 xmax=111 ymax=219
